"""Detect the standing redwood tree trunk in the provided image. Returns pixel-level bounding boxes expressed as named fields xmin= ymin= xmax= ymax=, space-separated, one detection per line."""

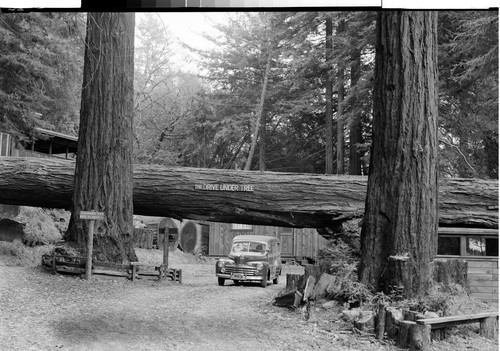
xmin=348 ymin=48 xmax=363 ymax=175
xmin=65 ymin=13 xmax=137 ymax=263
xmin=335 ymin=20 xmax=346 ymax=175
xmin=325 ymin=16 xmax=334 ymax=175
xmin=359 ymin=11 xmax=439 ymax=298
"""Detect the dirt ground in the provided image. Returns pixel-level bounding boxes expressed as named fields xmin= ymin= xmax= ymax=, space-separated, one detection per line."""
xmin=0 ymin=249 xmax=497 ymax=351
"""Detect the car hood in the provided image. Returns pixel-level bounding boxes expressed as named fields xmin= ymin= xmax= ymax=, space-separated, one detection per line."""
xmin=227 ymin=253 xmax=265 ymax=265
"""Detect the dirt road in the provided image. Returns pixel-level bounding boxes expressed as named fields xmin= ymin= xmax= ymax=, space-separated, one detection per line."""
xmin=0 ymin=259 xmax=392 ymax=351
xmin=1 ymin=255 xmax=495 ymax=351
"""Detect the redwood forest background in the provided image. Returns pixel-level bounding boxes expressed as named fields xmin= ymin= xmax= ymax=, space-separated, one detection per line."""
xmin=0 ymin=11 xmax=497 ymax=179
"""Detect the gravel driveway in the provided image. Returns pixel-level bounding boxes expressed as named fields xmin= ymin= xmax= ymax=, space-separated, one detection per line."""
xmin=0 ymin=254 xmax=496 ymax=351
xmin=0 ymin=257 xmax=387 ymax=351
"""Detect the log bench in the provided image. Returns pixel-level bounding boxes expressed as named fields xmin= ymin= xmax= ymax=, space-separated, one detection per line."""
xmin=405 ymin=311 xmax=498 ymax=351
xmin=416 ymin=311 xmax=499 ymax=339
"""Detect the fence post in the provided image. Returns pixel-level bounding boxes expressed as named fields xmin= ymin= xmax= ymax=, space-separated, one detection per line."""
xmin=163 ymin=225 xmax=169 ymax=269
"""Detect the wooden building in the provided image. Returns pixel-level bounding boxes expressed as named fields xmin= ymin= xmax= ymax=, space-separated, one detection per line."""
xmin=437 ymin=227 xmax=498 ymax=304
xmin=207 ymin=222 xmax=328 ymax=263
xmin=133 ymin=217 xmax=328 ymax=264
xmin=0 ymin=128 xmax=77 ymax=160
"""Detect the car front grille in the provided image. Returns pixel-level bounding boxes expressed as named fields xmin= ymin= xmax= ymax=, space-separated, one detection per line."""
xmin=224 ymin=265 xmax=258 ymax=276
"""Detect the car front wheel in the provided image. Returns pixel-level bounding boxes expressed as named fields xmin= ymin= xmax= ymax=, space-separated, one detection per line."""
xmin=218 ymin=277 xmax=225 ymax=286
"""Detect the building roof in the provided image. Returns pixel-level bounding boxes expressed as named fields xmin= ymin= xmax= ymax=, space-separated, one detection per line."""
xmin=24 ymin=127 xmax=78 ymax=155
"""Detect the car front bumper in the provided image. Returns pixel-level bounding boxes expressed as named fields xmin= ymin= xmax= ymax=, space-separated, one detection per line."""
xmin=216 ymin=273 xmax=265 ymax=281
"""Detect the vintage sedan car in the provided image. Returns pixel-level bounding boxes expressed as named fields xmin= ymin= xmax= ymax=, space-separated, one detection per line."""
xmin=216 ymin=235 xmax=282 ymax=288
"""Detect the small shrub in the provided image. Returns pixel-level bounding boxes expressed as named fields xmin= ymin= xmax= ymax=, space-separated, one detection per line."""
xmin=0 ymin=240 xmax=54 ymax=266
xmin=318 ymin=239 xmax=373 ymax=308
xmin=318 ymin=240 xmax=357 ymax=275
xmin=16 ymin=207 xmax=68 ymax=245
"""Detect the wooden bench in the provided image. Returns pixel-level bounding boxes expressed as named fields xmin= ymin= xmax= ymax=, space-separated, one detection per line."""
xmin=405 ymin=311 xmax=498 ymax=351
xmin=417 ymin=311 xmax=498 ymax=338
xmin=130 ymin=262 xmax=182 ymax=283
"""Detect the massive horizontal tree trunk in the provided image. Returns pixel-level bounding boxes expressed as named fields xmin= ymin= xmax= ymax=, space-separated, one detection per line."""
xmin=0 ymin=158 xmax=497 ymax=236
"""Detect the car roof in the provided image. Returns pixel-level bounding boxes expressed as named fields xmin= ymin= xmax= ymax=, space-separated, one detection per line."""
xmin=232 ymin=235 xmax=280 ymax=243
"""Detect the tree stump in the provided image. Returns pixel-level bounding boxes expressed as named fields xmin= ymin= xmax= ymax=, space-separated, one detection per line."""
xmin=398 ymin=321 xmax=415 ymax=348
xmin=480 ymin=316 xmax=498 ymax=339
xmin=274 ymin=273 xmax=303 ymax=307
xmin=284 ymin=273 xmax=303 ymax=293
xmin=376 ymin=302 xmax=387 ymax=340
xmin=312 ymin=273 xmax=337 ymax=300
xmin=410 ymin=324 xmax=431 ymax=351
xmin=385 ymin=307 xmax=403 ymax=340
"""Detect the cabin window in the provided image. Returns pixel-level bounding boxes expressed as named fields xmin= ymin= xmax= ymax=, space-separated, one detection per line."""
xmin=231 ymin=224 xmax=252 ymax=231
xmin=437 ymin=231 xmax=499 ymax=258
xmin=437 ymin=236 xmax=461 ymax=256
xmin=466 ymin=237 xmax=499 ymax=257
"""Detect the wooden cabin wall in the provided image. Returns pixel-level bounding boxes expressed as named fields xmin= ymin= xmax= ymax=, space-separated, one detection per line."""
xmin=208 ymin=222 xmax=328 ymax=262
xmin=436 ymin=227 xmax=499 ymax=304
xmin=134 ymin=217 xmax=329 ymax=262
xmin=467 ymin=258 xmax=498 ymax=303
xmin=293 ymin=228 xmax=329 ymax=262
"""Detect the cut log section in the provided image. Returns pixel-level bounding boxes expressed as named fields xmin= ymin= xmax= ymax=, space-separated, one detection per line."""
xmin=0 ymin=158 xmax=497 ymax=238
xmin=179 ymin=221 xmax=198 ymax=253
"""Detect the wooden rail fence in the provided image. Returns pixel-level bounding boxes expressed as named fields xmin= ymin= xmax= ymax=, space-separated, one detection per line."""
xmin=41 ymin=253 xmax=182 ymax=283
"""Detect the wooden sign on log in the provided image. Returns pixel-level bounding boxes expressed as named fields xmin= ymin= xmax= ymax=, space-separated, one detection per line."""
xmin=80 ymin=211 xmax=105 ymax=220
xmin=194 ymin=184 xmax=254 ymax=192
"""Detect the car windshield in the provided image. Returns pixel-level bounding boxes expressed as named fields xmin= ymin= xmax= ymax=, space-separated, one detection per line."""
xmin=231 ymin=241 xmax=267 ymax=254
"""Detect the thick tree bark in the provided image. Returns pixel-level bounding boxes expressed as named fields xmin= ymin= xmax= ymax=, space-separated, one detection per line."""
xmin=359 ymin=12 xmax=439 ymax=297
xmin=325 ymin=16 xmax=334 ymax=175
xmin=65 ymin=13 xmax=137 ymax=264
xmin=0 ymin=158 xmax=497 ymax=235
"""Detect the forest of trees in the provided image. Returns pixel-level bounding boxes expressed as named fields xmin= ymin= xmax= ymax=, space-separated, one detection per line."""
xmin=0 ymin=11 xmax=497 ymax=179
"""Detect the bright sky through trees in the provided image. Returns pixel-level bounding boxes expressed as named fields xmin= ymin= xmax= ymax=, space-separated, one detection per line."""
xmin=138 ymin=12 xmax=228 ymax=73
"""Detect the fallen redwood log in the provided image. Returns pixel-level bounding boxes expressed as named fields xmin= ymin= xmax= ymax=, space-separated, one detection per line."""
xmin=0 ymin=157 xmax=497 ymax=233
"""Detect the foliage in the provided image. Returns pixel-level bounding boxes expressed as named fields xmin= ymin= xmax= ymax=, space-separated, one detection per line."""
xmin=1 ymin=11 xmax=494 ymax=178
xmin=0 ymin=239 xmax=54 ymax=266
xmin=15 ymin=206 xmax=69 ymax=245
xmin=0 ymin=12 xmax=84 ymax=137
xmin=394 ymin=282 xmax=490 ymax=317
xmin=317 ymin=239 xmax=372 ymax=307
xmin=438 ymin=11 xmax=498 ymax=179
xmin=133 ymin=14 xmax=208 ymax=167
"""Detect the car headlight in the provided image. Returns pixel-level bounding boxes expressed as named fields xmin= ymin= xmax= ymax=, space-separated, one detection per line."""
xmin=217 ymin=260 xmax=226 ymax=268
xmin=255 ymin=262 xmax=263 ymax=270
